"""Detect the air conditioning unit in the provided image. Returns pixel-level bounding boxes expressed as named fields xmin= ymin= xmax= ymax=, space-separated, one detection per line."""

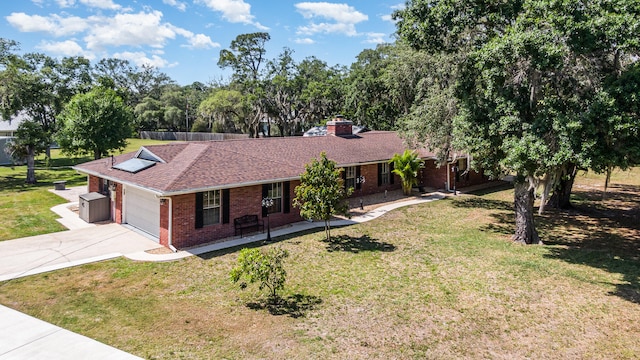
xmin=79 ymin=192 xmax=110 ymax=223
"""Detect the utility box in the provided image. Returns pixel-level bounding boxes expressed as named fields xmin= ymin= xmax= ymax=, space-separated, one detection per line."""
xmin=79 ymin=192 xmax=110 ymax=223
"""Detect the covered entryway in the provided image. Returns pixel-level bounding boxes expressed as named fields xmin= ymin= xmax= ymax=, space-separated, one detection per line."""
xmin=124 ymin=186 xmax=160 ymax=239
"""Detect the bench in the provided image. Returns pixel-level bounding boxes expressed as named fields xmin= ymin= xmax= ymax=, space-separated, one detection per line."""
xmin=234 ymin=214 xmax=264 ymax=237
xmin=53 ymin=180 xmax=67 ymax=190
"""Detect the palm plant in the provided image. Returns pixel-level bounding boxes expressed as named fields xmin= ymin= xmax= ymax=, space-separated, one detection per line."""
xmin=390 ymin=150 xmax=424 ymax=195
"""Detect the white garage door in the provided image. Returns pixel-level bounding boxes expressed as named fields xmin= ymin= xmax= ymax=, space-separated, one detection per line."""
xmin=124 ymin=186 xmax=160 ymax=239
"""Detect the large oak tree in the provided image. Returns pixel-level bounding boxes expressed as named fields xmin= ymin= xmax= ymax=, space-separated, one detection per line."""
xmin=394 ymin=0 xmax=640 ymax=244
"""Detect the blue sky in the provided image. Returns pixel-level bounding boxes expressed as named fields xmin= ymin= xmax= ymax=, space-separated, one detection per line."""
xmin=1 ymin=0 xmax=403 ymax=85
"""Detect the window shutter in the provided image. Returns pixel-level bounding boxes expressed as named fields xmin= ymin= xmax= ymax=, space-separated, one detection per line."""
xmin=262 ymin=184 xmax=268 ymax=217
xmin=283 ymin=181 xmax=290 ymax=214
xmin=341 ymin=167 xmax=346 ymax=189
xmin=355 ymin=166 xmax=361 ymax=190
xmin=222 ymin=189 xmax=230 ymax=224
xmin=195 ymin=192 xmax=203 ymax=229
xmin=378 ymin=163 xmax=383 ymax=186
xmin=390 ymin=163 xmax=395 ymax=185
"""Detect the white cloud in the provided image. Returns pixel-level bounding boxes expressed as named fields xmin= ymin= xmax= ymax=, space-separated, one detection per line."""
xmin=382 ymin=3 xmax=404 ymax=23
xmin=297 ymin=22 xmax=357 ymax=36
xmin=172 ymin=26 xmax=219 ymax=49
xmin=113 ymin=51 xmax=175 ymax=68
xmin=84 ymin=11 xmax=177 ymax=50
xmin=294 ymin=2 xmax=367 ymax=37
xmin=187 ymin=34 xmax=220 ymax=49
xmin=196 ymin=0 xmax=268 ymax=30
xmin=364 ymin=32 xmax=386 ymax=44
xmin=6 ymin=12 xmax=89 ymax=37
xmin=79 ymin=0 xmax=121 ymax=10
xmin=295 ymin=2 xmax=368 ymax=24
xmin=55 ymin=0 xmax=76 ymax=7
xmin=8 ymin=10 xmax=216 ymax=54
xmin=163 ymin=0 xmax=187 ymax=12
xmin=294 ymin=38 xmax=315 ymax=45
xmin=36 ymin=39 xmax=94 ymax=59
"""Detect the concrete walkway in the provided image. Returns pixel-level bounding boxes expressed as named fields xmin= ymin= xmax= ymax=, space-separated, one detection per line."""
xmin=0 ymin=224 xmax=162 ymax=282
xmin=0 ymin=305 xmax=142 ymax=360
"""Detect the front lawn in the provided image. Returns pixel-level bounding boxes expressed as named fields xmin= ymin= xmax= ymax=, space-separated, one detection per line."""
xmin=1 ymin=168 xmax=638 ymax=359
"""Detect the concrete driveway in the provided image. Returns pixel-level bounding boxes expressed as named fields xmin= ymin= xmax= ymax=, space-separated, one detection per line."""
xmin=0 ymin=224 xmax=161 ymax=282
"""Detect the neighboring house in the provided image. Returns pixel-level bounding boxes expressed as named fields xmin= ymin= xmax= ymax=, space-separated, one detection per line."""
xmin=0 ymin=114 xmax=27 ymax=165
xmin=73 ymin=117 xmax=488 ymax=250
xmin=0 ymin=137 xmax=15 ymax=165
xmin=0 ymin=113 xmax=27 ymax=137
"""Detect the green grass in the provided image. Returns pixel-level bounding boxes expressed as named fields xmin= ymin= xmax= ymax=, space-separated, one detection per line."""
xmin=0 ymin=138 xmax=173 ymax=241
xmin=0 ymin=168 xmax=638 ymax=359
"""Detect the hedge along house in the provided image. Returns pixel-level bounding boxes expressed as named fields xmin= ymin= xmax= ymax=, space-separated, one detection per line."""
xmin=73 ymin=118 xmax=488 ymax=250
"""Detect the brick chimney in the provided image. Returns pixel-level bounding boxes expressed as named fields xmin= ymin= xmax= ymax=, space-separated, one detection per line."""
xmin=326 ymin=115 xmax=353 ymax=137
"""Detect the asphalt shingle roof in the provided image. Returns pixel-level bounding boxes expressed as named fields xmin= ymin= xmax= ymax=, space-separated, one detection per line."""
xmin=74 ymin=131 xmax=436 ymax=195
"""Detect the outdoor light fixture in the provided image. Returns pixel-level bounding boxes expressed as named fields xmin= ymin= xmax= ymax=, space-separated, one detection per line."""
xmin=261 ymin=197 xmax=274 ymax=242
xmin=356 ymin=175 xmax=366 ymax=210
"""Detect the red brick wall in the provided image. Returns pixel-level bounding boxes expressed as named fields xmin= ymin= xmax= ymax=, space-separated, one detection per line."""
xmin=419 ymin=160 xmax=448 ymax=190
xmin=455 ymin=169 xmax=489 ymax=188
xmin=88 ymin=175 xmax=100 ymax=192
xmin=348 ymin=163 xmax=401 ymax=197
xmin=169 ymin=182 xmax=304 ymax=249
xmin=417 ymin=160 xmax=490 ymax=190
xmin=159 ymin=198 xmax=169 ymax=248
xmin=114 ymin=183 xmax=123 ymax=223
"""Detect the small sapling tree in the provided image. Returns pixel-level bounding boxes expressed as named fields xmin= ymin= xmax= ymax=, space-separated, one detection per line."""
xmin=230 ymin=247 xmax=289 ymax=301
xmin=293 ymin=152 xmax=353 ymax=241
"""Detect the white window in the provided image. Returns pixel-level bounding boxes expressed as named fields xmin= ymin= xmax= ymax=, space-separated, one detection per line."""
xmin=345 ymin=166 xmax=356 ymax=190
xmin=203 ymin=190 xmax=221 ymax=225
xmin=380 ymin=162 xmax=390 ymax=185
xmin=267 ymin=183 xmax=282 ymax=214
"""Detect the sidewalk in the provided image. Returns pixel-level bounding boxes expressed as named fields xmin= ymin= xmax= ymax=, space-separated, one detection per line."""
xmin=0 ymin=305 xmax=142 ymax=360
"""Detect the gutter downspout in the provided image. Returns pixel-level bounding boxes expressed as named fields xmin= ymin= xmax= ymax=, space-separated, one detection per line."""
xmin=446 ymin=163 xmax=451 ymax=192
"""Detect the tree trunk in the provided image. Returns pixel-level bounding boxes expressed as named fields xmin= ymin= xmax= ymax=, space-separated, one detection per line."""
xmin=546 ymin=164 xmax=576 ymax=210
xmin=26 ymin=146 xmax=37 ymax=184
xmin=325 ymin=220 xmax=331 ymax=242
xmin=512 ymin=180 xmax=540 ymax=244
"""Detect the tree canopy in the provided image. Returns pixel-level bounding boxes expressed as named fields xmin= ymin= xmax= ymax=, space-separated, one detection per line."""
xmin=57 ymin=87 xmax=132 ymax=160
xmin=394 ymin=0 xmax=640 ymax=244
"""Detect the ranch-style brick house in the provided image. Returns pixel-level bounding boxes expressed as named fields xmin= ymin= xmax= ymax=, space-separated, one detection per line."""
xmin=73 ymin=118 xmax=488 ymax=250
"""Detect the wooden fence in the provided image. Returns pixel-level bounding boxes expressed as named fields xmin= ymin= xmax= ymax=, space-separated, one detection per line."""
xmin=139 ymin=131 xmax=249 ymax=141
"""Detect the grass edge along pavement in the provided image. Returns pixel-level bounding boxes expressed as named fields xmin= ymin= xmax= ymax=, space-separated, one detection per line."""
xmin=0 ymin=138 xmax=171 ymax=241
xmin=0 ymin=168 xmax=638 ymax=359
